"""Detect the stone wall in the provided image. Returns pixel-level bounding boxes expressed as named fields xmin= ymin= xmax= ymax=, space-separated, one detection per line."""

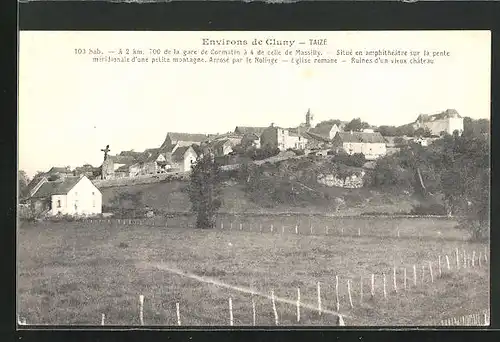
xmin=317 ymin=170 xmax=365 ymax=188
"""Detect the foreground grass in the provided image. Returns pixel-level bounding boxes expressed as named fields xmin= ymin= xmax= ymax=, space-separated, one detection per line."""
xmin=17 ymin=220 xmax=488 ymax=326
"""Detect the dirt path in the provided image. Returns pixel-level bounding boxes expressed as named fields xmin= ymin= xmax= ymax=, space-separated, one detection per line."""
xmin=138 ymin=261 xmax=349 ymax=319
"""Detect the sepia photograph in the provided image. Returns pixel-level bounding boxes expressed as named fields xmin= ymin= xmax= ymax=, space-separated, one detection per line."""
xmin=17 ymin=30 xmax=490 ymax=327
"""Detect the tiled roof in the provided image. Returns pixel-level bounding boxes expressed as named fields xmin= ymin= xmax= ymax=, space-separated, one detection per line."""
xmin=416 ymin=109 xmax=461 ymax=122
xmin=109 ymin=155 xmax=137 ymax=165
xmin=47 ymin=167 xmax=72 ymax=174
xmin=31 ymin=176 xmax=83 ymax=198
xmin=303 ymin=130 xmax=331 ymax=142
xmin=168 ymin=132 xmax=209 ymax=142
xmin=311 ymin=123 xmax=338 ymax=137
xmin=335 ymin=132 xmax=386 ymax=144
xmin=172 ymin=146 xmax=191 ymax=161
xmin=234 ymin=126 xmax=267 ymax=136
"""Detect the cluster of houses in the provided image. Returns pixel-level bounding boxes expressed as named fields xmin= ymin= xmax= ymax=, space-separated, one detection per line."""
xmin=20 ymin=108 xmax=463 ymax=218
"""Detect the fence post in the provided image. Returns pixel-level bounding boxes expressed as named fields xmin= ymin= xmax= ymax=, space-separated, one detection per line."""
xmin=296 ymin=288 xmax=301 ymax=322
xmin=413 ymin=265 xmax=417 ymax=286
xmin=479 ymin=252 xmax=482 ymax=267
xmin=347 ymin=279 xmax=354 ymax=308
xmin=271 ymin=290 xmax=279 ymax=326
xmin=176 ymin=302 xmax=181 ymax=326
xmin=472 ymin=251 xmax=476 ymax=267
xmin=337 ymin=314 xmax=345 ymax=326
xmin=101 ymin=313 xmax=105 ymax=326
xmin=252 ymin=298 xmax=256 ymax=326
xmin=139 ymin=295 xmax=144 ymax=326
xmin=229 ymin=297 xmax=233 ymax=326
xmin=421 ymin=265 xmax=425 ymax=284
xmin=429 ymin=261 xmax=434 ymax=283
xmin=463 ymin=249 xmax=467 ymax=268
xmin=317 ymin=281 xmax=322 ymax=315
xmin=383 ymin=273 xmax=387 ymax=299
xmin=371 ymin=274 xmax=375 ymax=298
xmin=282 ymin=226 xmax=285 ymax=234
xmin=310 ymin=225 xmax=313 ymax=235
xmin=335 ymin=275 xmax=340 ymax=311
xmin=295 ymin=225 xmax=298 ymax=234
xmin=326 ymin=226 xmax=329 ymax=235
xmin=403 ymin=268 xmax=407 ymax=290
xmin=360 ymin=275 xmax=363 ymax=303
xmin=438 ymin=256 xmax=442 ymax=277
xmin=393 ymin=266 xmax=398 ymax=293
xmin=446 ymin=255 xmax=451 ymax=271
xmin=485 ymin=247 xmax=488 ymax=263
xmin=271 ymin=224 xmax=273 ymax=233
xmin=358 ymin=227 xmax=361 ymax=237
xmin=456 ymin=248 xmax=460 ymax=269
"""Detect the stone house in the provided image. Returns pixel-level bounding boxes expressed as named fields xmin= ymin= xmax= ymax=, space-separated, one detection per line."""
xmin=212 ymin=139 xmax=234 ymax=156
xmin=160 ymin=132 xmax=209 ymax=150
xmin=234 ymin=126 xmax=267 ymax=137
xmin=412 ymin=109 xmax=464 ymax=136
xmin=260 ymin=124 xmax=308 ymax=151
xmin=46 ymin=166 xmax=73 ymax=180
xmin=27 ymin=175 xmax=102 ymax=216
xmin=170 ymin=146 xmax=198 ymax=172
xmin=311 ymin=122 xmax=342 ymax=140
xmin=332 ymin=131 xmax=387 ymax=160
xmin=240 ymin=133 xmax=261 ymax=149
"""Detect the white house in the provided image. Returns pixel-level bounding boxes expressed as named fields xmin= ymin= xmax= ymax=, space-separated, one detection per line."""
xmin=412 ymin=109 xmax=464 ymax=136
xmin=332 ymin=131 xmax=387 ymax=160
xmin=29 ymin=175 xmax=102 ymax=216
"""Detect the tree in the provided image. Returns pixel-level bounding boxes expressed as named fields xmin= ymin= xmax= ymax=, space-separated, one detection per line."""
xmin=344 ymin=118 xmax=370 ymax=132
xmin=187 ymin=154 xmax=223 ymax=229
xmin=18 ymin=170 xmax=29 ymax=198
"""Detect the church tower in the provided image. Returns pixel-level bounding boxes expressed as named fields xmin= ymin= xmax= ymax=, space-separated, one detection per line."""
xmin=305 ymin=109 xmax=314 ymax=128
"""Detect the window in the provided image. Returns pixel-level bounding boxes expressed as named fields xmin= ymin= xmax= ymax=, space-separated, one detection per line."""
xmin=92 ymin=192 xmax=95 ymax=195
xmin=57 ymin=199 xmax=61 ymax=208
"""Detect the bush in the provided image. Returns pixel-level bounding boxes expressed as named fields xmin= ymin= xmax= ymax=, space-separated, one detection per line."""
xmin=331 ymin=152 xmax=366 ymax=168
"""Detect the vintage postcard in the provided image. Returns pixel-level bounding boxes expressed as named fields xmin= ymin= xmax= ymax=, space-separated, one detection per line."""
xmin=18 ymin=30 xmax=490 ymax=327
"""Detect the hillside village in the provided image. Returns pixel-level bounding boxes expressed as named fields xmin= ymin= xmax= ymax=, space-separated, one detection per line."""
xmin=21 ymin=109 xmax=467 ymax=217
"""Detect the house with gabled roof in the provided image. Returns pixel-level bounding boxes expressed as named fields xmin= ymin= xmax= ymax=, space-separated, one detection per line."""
xmin=234 ymin=126 xmax=268 ymax=137
xmin=170 ymin=146 xmax=198 ymax=172
xmin=310 ymin=123 xmax=342 ymax=140
xmin=27 ymin=175 xmax=102 ymax=216
xmin=412 ymin=109 xmax=463 ymax=136
xmin=160 ymin=132 xmax=209 ymax=150
xmin=212 ymin=139 xmax=234 ymax=156
xmin=332 ymin=131 xmax=387 ymax=160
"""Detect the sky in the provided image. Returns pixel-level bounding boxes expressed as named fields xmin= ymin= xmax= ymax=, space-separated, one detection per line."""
xmin=19 ymin=31 xmax=491 ymax=178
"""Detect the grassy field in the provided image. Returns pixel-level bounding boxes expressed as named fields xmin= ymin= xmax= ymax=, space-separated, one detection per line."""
xmin=17 ymin=218 xmax=489 ymax=326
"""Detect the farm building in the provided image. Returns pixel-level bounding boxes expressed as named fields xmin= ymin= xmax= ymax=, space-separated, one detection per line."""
xmin=260 ymin=124 xmax=308 ymax=151
xmin=160 ymin=132 xmax=209 ymax=150
xmin=412 ymin=109 xmax=464 ymax=136
xmin=332 ymin=131 xmax=387 ymax=160
xmin=211 ymin=139 xmax=234 ymax=156
xmin=46 ymin=166 xmax=73 ymax=180
xmin=170 ymin=146 xmax=198 ymax=172
xmin=26 ymin=175 xmax=102 ymax=216
xmin=310 ymin=122 xmax=342 ymax=140
xmin=233 ymin=126 xmax=268 ymax=137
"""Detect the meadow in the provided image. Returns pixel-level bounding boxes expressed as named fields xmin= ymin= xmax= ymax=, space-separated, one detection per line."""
xmin=17 ymin=216 xmax=489 ymax=326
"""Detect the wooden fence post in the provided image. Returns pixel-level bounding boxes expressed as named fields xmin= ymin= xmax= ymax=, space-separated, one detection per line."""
xmin=429 ymin=261 xmax=434 ymax=283
xmin=403 ymin=268 xmax=407 ymax=290
xmin=229 ymin=297 xmax=233 ymax=326
xmin=317 ymin=281 xmax=322 ymax=315
xmin=360 ymin=275 xmax=363 ymax=303
xmin=421 ymin=265 xmax=425 ymax=284
xmin=413 ymin=265 xmax=417 ymax=286
xmin=456 ymin=248 xmax=460 ymax=269
xmin=252 ymin=298 xmax=256 ymax=326
xmin=326 ymin=226 xmax=329 ymax=235
xmin=383 ymin=273 xmax=387 ymax=299
xmin=438 ymin=256 xmax=442 ymax=277
xmin=335 ymin=275 xmax=340 ymax=311
xmin=296 ymin=288 xmax=301 ymax=322
xmin=139 ymin=295 xmax=144 ymax=325
xmin=446 ymin=255 xmax=451 ymax=271
xmin=271 ymin=224 xmax=273 ymax=233
xmin=271 ymin=290 xmax=279 ymax=326
xmin=472 ymin=251 xmax=476 ymax=267
xmin=101 ymin=313 xmax=105 ymax=326
xmin=295 ymin=225 xmax=298 ymax=234
xmin=479 ymin=252 xmax=482 ymax=267
xmin=347 ymin=279 xmax=354 ymax=308
xmin=393 ymin=266 xmax=398 ymax=293
xmin=371 ymin=274 xmax=375 ymax=298
xmin=176 ymin=302 xmax=181 ymax=326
